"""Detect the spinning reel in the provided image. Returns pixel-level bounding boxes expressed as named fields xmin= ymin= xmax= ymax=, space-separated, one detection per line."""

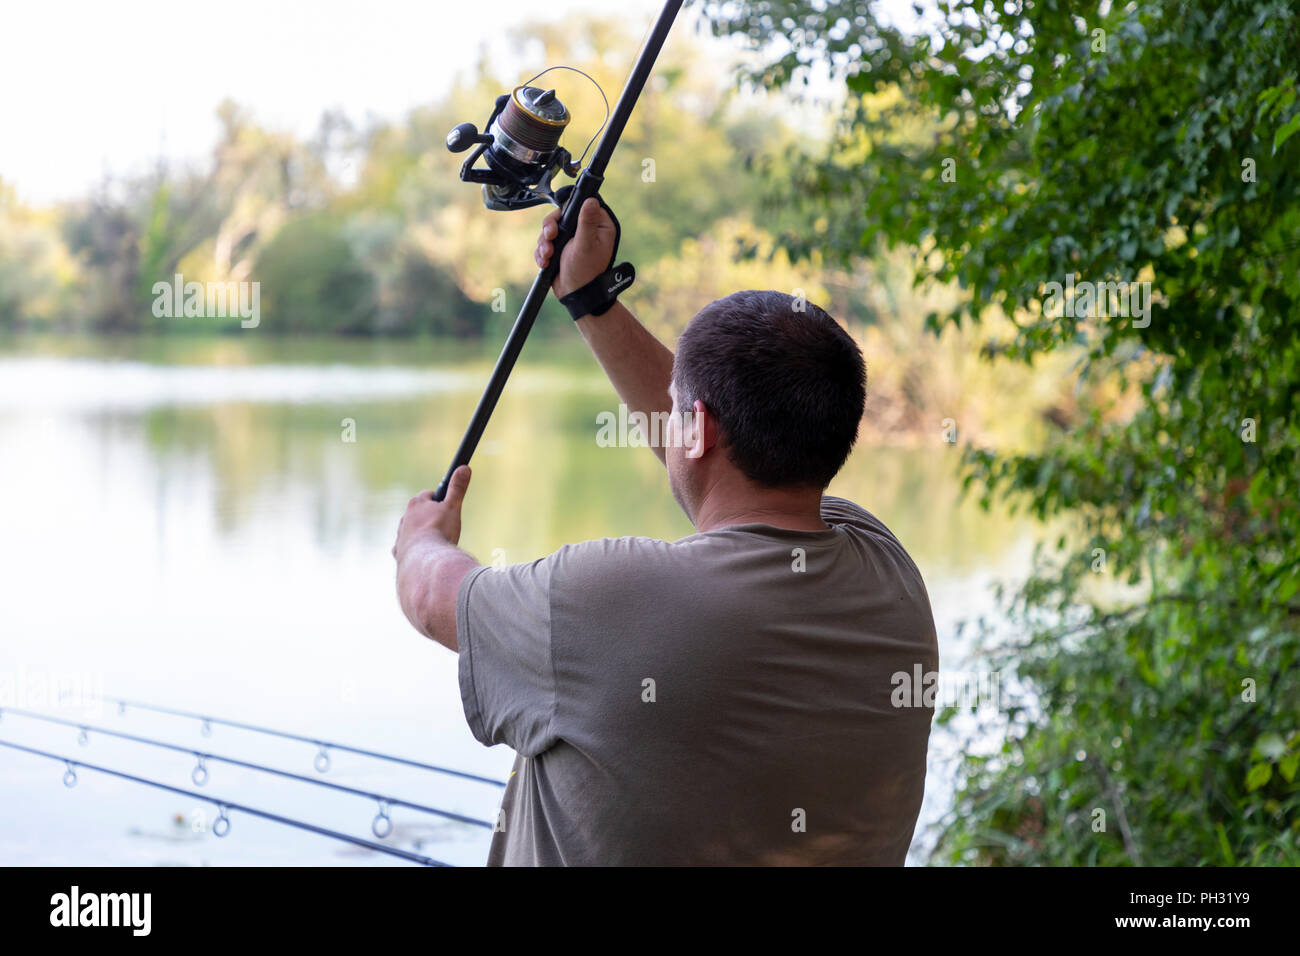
xmin=445 ymin=68 xmax=608 ymax=212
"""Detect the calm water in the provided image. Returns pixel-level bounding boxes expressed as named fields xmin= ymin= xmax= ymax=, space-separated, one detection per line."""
xmin=0 ymin=336 xmax=1037 ymax=865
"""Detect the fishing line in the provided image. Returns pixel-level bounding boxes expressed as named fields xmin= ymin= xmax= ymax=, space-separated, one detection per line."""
xmin=0 ymin=707 xmax=493 ymax=833
xmin=107 ymin=697 xmax=506 ymax=787
xmin=0 ymin=738 xmax=452 ymax=867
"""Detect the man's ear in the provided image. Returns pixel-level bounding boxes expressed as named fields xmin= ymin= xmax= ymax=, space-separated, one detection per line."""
xmin=684 ymin=399 xmax=715 ymax=460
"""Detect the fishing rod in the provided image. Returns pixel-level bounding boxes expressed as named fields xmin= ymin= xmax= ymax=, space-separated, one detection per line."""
xmin=431 ymin=0 xmax=684 ymax=500
xmin=1 ymin=707 xmax=493 ymax=834
xmin=107 ymin=697 xmax=505 ymax=787
xmin=0 ymin=738 xmax=451 ymax=866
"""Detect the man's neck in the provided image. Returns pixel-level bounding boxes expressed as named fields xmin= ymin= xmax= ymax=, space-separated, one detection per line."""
xmin=692 ymin=484 xmax=829 ymax=533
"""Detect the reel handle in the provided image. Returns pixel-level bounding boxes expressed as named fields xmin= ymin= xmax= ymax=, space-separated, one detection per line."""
xmin=446 ymin=123 xmax=489 ymax=153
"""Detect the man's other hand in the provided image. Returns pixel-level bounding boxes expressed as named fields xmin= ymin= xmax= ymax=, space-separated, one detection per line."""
xmin=393 ymin=465 xmax=472 ymax=560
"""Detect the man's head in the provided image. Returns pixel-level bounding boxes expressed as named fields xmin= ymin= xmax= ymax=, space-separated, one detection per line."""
xmin=665 ymin=290 xmax=867 ymax=524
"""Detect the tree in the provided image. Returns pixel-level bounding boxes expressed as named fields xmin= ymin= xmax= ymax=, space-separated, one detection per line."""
xmin=0 ymin=181 xmax=73 ymax=330
xmin=253 ymin=216 xmax=375 ymax=334
xmin=699 ymin=0 xmax=1300 ymax=864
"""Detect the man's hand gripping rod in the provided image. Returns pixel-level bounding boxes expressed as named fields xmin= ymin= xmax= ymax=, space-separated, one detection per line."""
xmin=432 ymin=0 xmax=683 ymax=502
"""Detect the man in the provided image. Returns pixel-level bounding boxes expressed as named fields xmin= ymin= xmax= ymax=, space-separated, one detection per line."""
xmin=393 ymin=198 xmax=939 ymax=865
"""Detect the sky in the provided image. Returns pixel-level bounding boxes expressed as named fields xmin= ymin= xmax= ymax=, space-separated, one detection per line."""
xmin=0 ymin=0 xmax=669 ymax=204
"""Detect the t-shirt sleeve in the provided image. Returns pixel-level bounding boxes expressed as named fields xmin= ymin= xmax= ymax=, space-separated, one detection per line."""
xmin=820 ymin=495 xmax=893 ymax=537
xmin=456 ymin=556 xmax=557 ymax=756
xmin=821 ymin=494 xmax=927 ymax=585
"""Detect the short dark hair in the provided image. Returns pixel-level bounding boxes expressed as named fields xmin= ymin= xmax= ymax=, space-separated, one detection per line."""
xmin=673 ymin=290 xmax=866 ymax=489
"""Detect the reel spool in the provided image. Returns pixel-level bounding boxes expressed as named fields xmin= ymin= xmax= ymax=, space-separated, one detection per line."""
xmin=481 ymin=87 xmax=572 ymax=209
xmin=493 ymin=87 xmax=570 ymax=157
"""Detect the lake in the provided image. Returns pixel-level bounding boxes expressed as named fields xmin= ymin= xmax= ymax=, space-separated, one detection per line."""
xmin=0 ymin=335 xmax=1038 ymax=865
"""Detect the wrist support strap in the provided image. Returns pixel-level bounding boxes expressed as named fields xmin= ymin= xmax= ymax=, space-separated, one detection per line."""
xmin=553 ymin=186 xmax=635 ymax=320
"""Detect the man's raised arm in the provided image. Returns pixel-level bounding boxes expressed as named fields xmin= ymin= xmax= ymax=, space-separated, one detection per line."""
xmin=535 ymin=198 xmax=675 ymax=464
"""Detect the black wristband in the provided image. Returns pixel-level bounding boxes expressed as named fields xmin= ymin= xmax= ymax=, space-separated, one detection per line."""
xmin=559 ymin=262 xmax=636 ymax=319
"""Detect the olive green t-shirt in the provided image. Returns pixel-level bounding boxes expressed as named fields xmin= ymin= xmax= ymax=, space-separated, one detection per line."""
xmin=456 ymin=495 xmax=938 ymax=865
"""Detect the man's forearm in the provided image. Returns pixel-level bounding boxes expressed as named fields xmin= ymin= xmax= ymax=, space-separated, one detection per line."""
xmin=395 ymin=537 xmax=479 ymax=652
xmin=574 ymin=300 xmax=675 ymax=464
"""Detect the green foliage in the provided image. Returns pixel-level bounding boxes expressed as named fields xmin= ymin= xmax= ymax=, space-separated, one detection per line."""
xmin=0 ymin=183 xmax=72 ymax=329
xmin=254 ymin=216 xmax=375 ymax=334
xmin=700 ymin=0 xmax=1300 ymax=864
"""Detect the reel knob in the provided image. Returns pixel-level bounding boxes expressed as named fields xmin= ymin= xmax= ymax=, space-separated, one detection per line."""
xmin=446 ymin=122 xmax=482 ymax=153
